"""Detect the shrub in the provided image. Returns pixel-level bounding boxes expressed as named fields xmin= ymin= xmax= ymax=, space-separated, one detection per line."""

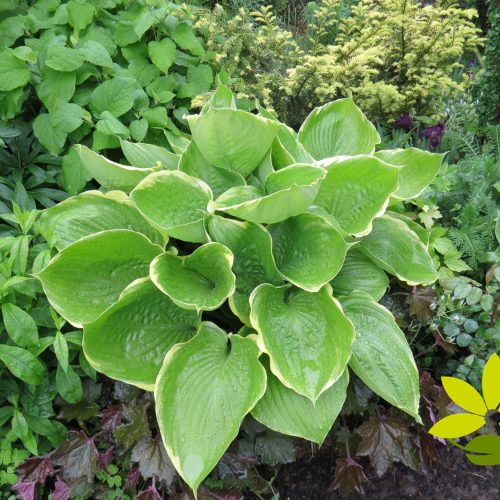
xmin=0 ymin=0 xmax=214 ymax=181
xmin=35 ymin=85 xmax=442 ymax=494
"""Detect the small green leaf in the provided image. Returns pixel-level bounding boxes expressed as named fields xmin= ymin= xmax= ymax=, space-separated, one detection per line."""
xmin=67 ymin=0 xmax=95 ymax=33
xmin=341 ymin=292 xmax=421 ymax=421
xmin=130 ymin=170 xmax=212 ymax=243
xmin=33 ymin=114 xmax=66 ymax=155
xmin=0 ymin=344 xmax=46 ymax=384
xmin=45 ymin=45 xmax=85 ymax=72
xmin=54 ymin=331 xmax=69 ymax=373
xmin=77 ymin=40 xmax=113 ymax=68
xmin=155 ymin=323 xmax=266 ymax=492
xmin=84 ymin=278 xmax=199 ymax=390
xmin=298 ymin=98 xmax=380 ymax=160
xmin=331 ymin=250 xmax=388 ymax=301
xmin=49 ymin=103 xmax=84 ymax=133
xmin=89 ymin=77 xmax=136 ymax=118
xmin=36 ymin=229 xmax=162 ymax=326
xmin=0 ymin=49 xmax=30 ymax=91
xmin=151 ymin=243 xmax=236 ymax=312
xmin=96 ymin=111 xmax=130 ymax=139
xmin=252 ymin=361 xmax=349 ymax=444
xmin=171 ymin=21 xmax=204 ymax=57
xmin=56 ymin=364 xmax=83 ymax=403
xmin=250 ymin=284 xmax=355 ymax=402
xmin=359 ymin=215 xmax=437 ymax=286
xmin=1 ymin=303 xmax=39 ymax=347
xmin=268 ymin=212 xmax=350 ymax=292
xmin=187 ymin=108 xmax=280 ymax=176
xmin=37 ymin=69 xmax=76 ymax=110
xmin=148 ymin=39 xmax=176 ymax=74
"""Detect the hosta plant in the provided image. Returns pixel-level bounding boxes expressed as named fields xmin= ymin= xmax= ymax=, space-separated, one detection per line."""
xmin=35 ymin=85 xmax=443 ymax=495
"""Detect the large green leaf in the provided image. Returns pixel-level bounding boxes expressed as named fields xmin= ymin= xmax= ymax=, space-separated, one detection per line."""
xmin=250 ymin=284 xmax=355 ymax=402
xmin=314 ymin=156 xmax=399 ymax=236
xmin=268 ymin=212 xmax=350 ymax=292
xmin=187 ymin=108 xmax=280 ymax=176
xmin=38 ymin=190 xmax=165 ymax=250
xmin=375 ymin=148 xmax=443 ymax=200
xmin=77 ymin=145 xmax=160 ymax=192
xmin=206 ymin=215 xmax=282 ymax=324
xmin=209 ymin=164 xmax=326 ymax=224
xmin=150 ymin=243 xmax=236 ymax=312
xmin=120 ymin=140 xmax=180 ymax=170
xmin=36 ymin=230 xmax=162 ymax=326
xmin=130 ymin=170 xmax=212 ymax=243
xmin=155 ymin=323 xmax=266 ymax=492
xmin=331 ymin=249 xmax=388 ymax=301
xmin=298 ymin=98 xmax=380 ymax=160
xmin=359 ymin=215 xmax=437 ymax=285
xmin=340 ymin=292 xmax=421 ymax=421
xmin=252 ymin=359 xmax=349 ymax=444
xmin=179 ymin=140 xmax=245 ymax=198
xmin=84 ymin=278 xmax=200 ymax=390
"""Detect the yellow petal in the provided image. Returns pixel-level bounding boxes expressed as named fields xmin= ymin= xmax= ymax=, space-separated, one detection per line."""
xmin=429 ymin=413 xmax=485 ymax=438
xmin=441 ymin=376 xmax=487 ymax=415
xmin=482 ymin=352 xmax=500 ymax=410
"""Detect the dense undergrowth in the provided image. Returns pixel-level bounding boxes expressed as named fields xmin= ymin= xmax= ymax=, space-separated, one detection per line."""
xmin=0 ymin=0 xmax=498 ymax=499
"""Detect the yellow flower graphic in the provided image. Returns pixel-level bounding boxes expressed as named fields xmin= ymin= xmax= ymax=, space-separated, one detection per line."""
xmin=429 ymin=353 xmax=500 ymax=439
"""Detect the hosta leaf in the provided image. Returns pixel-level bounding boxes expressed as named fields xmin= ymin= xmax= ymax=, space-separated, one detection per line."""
xmin=120 ymin=140 xmax=179 ymax=170
xmin=210 ymin=164 xmax=326 ymax=224
xmin=359 ymin=215 xmax=437 ymax=285
xmin=0 ymin=345 xmax=46 ymax=385
xmin=179 ymin=140 xmax=245 ymax=198
xmin=38 ymin=190 xmax=165 ymax=250
xmin=130 ymin=170 xmax=212 ymax=243
xmin=314 ymin=156 xmax=399 ymax=236
xmin=187 ymin=108 xmax=280 ymax=176
xmin=331 ymin=249 xmax=388 ymax=301
xmin=340 ymin=292 xmax=420 ymax=421
xmin=268 ymin=212 xmax=350 ymax=292
xmin=298 ymin=98 xmax=380 ymax=160
xmin=274 ymin=123 xmax=313 ymax=164
xmin=206 ymin=215 xmax=282 ymax=324
xmin=36 ymin=230 xmax=162 ymax=326
xmin=252 ymin=360 xmax=349 ymax=444
xmin=84 ymin=278 xmax=199 ymax=390
xmin=150 ymin=243 xmax=236 ymax=312
xmin=250 ymin=284 xmax=355 ymax=402
xmin=375 ymin=148 xmax=443 ymax=200
xmin=77 ymin=145 xmax=160 ymax=192
xmin=155 ymin=323 xmax=266 ymax=492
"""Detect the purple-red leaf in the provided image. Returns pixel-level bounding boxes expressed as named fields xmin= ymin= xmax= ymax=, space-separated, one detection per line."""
xmin=52 ymin=477 xmax=71 ymax=500
xmin=12 ymin=481 xmax=36 ymax=500
xmin=16 ymin=455 xmax=55 ymax=485
xmin=331 ymin=458 xmax=367 ymax=497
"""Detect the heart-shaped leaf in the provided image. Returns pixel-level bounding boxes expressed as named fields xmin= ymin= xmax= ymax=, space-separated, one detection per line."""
xmin=268 ymin=212 xmax=350 ymax=291
xmin=206 ymin=215 xmax=282 ymax=324
xmin=38 ymin=190 xmax=165 ymax=250
xmin=252 ymin=359 xmax=349 ymax=444
xmin=36 ymin=230 xmax=162 ymax=326
xmin=314 ymin=155 xmax=399 ymax=236
xmin=210 ymin=164 xmax=326 ymax=224
xmin=84 ymin=278 xmax=200 ymax=390
xmin=340 ymin=292 xmax=420 ymax=421
xmin=298 ymin=98 xmax=380 ymax=160
xmin=375 ymin=148 xmax=443 ymax=200
xmin=187 ymin=108 xmax=280 ymax=176
xmin=179 ymin=140 xmax=245 ymax=198
xmin=155 ymin=323 xmax=266 ymax=492
xmin=331 ymin=249 xmax=389 ymax=301
xmin=130 ymin=170 xmax=212 ymax=243
xmin=250 ymin=284 xmax=355 ymax=402
xmin=77 ymin=145 xmax=160 ymax=192
xmin=359 ymin=215 xmax=438 ymax=285
xmin=150 ymin=243 xmax=236 ymax=312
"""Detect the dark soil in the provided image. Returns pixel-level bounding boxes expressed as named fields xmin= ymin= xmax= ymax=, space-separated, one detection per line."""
xmin=275 ymin=445 xmax=500 ymax=499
